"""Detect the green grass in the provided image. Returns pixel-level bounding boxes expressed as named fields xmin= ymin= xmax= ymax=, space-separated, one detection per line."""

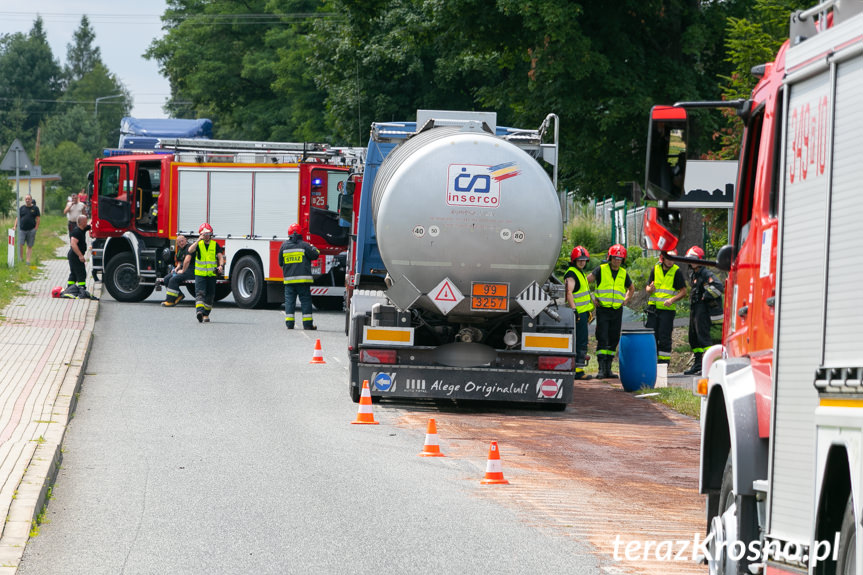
xmin=0 ymin=214 xmax=67 ymax=314
xmin=634 ymin=386 xmax=701 ymax=419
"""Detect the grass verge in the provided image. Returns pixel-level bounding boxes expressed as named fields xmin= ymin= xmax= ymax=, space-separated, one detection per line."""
xmin=634 ymin=386 xmax=701 ymax=419
xmin=0 ymin=214 xmax=67 ymax=314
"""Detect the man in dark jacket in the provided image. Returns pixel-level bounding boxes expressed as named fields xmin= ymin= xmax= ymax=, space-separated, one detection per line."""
xmin=279 ymin=223 xmax=320 ymax=330
xmin=685 ymin=246 xmax=724 ymax=375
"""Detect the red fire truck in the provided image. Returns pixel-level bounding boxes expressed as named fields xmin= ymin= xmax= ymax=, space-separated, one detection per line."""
xmin=89 ymin=139 xmax=363 ymax=308
xmin=643 ymin=2 xmax=863 ymax=574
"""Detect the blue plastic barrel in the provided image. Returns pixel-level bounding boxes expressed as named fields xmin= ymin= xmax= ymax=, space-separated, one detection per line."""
xmin=618 ymin=328 xmax=657 ymax=392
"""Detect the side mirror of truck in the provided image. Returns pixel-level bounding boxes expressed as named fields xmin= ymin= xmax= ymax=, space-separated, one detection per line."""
xmin=644 ymin=106 xmax=688 ymax=202
xmin=716 ymin=244 xmax=733 ymax=272
xmin=338 ymin=191 xmax=353 ymax=225
xmin=642 ymin=207 xmax=681 ymax=252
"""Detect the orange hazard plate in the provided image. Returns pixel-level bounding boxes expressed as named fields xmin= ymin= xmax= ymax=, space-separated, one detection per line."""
xmin=470 ymin=282 xmax=509 ymax=311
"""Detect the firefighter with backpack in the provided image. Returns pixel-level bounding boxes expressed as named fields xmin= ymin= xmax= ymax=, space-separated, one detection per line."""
xmin=684 ymin=245 xmax=724 ymax=375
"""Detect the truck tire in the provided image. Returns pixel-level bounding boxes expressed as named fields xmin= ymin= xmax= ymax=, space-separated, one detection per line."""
xmin=231 ymin=255 xmax=265 ymax=309
xmin=837 ymin=494 xmax=855 ymax=575
xmin=708 ymin=453 xmax=758 ymax=575
xmin=104 ymin=252 xmax=155 ymax=302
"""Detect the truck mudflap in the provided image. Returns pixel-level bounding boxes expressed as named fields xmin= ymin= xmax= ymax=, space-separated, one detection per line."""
xmin=358 ymin=364 xmax=574 ymax=404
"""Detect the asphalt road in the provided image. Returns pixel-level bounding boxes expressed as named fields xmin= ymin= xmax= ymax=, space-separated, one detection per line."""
xmin=19 ymin=291 xmax=599 ymax=575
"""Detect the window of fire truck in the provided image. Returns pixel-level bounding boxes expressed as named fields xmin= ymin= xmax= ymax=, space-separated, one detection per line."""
xmin=99 ymin=166 xmax=122 ymax=199
xmin=309 ymin=168 xmax=350 ymax=246
xmin=733 ymin=104 xmax=765 ymax=252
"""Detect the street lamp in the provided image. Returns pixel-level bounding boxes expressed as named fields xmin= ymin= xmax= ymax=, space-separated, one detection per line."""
xmin=94 ymin=94 xmax=124 ymax=117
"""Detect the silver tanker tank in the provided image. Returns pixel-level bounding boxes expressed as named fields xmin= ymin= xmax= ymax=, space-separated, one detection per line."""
xmin=372 ymin=122 xmax=563 ymax=316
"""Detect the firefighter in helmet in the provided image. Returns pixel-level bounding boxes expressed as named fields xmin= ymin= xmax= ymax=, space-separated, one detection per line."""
xmin=645 ymin=250 xmax=687 ymax=365
xmin=279 ymin=223 xmax=320 ymax=330
xmin=564 ymin=246 xmax=594 ymax=380
xmin=187 ymin=223 xmax=225 ymax=323
xmin=685 ymin=246 xmax=724 ymax=375
xmin=586 ymin=244 xmax=635 ymax=379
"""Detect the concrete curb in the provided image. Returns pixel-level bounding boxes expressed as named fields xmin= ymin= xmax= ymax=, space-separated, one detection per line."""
xmin=0 ymin=256 xmax=100 ymax=574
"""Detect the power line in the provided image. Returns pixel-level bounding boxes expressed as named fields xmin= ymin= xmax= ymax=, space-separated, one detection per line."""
xmin=0 ymin=12 xmax=343 ymax=25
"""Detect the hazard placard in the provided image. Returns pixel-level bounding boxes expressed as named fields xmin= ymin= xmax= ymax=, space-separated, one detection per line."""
xmin=429 ymin=277 xmax=464 ymax=315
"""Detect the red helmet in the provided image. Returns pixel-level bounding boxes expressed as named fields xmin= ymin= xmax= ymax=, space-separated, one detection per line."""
xmin=51 ymin=286 xmax=63 ymax=298
xmin=608 ymin=244 xmax=627 ymax=260
xmin=288 ymin=223 xmax=302 ymax=236
xmin=198 ymin=222 xmax=213 ymax=235
xmin=686 ymin=246 xmax=705 ymax=259
xmin=570 ymin=246 xmax=590 ymax=261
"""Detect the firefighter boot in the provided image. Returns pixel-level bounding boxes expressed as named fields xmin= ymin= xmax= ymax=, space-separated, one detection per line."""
xmin=303 ymin=320 xmax=317 ymax=331
xmin=606 ymin=356 xmax=618 ymax=379
xmin=684 ymin=352 xmax=703 ymax=376
xmin=597 ymin=356 xmax=610 ymax=379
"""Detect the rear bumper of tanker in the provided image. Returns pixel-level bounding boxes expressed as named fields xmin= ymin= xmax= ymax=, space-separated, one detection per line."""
xmin=350 ymin=350 xmax=574 ymax=405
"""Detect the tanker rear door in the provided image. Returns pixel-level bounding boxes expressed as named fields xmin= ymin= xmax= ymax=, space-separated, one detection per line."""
xmin=95 ymin=162 xmax=131 ymax=231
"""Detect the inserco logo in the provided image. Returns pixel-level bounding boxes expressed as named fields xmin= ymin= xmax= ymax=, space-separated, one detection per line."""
xmin=446 ymin=162 xmax=519 ymax=208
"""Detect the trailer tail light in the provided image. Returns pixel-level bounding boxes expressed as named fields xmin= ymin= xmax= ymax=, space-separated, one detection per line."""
xmin=312 ymin=258 xmax=323 ymax=273
xmin=360 ymin=349 xmax=397 ymax=364
xmin=538 ymin=356 xmax=574 ymax=371
xmin=694 ymin=378 xmax=709 ymax=396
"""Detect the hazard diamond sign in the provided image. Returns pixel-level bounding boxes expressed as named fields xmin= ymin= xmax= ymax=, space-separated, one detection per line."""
xmin=429 ymin=277 xmax=464 ymax=315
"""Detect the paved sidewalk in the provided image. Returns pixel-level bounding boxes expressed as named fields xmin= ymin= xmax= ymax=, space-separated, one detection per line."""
xmin=0 ymin=251 xmax=99 ymax=574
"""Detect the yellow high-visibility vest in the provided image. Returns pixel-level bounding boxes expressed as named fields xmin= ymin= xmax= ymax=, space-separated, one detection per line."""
xmin=565 ymin=266 xmax=594 ymax=313
xmin=649 ymin=263 xmax=679 ymax=311
xmin=595 ymin=263 xmax=627 ymax=309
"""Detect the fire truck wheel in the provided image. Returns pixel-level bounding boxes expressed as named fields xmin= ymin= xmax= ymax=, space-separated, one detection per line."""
xmin=349 ymin=384 xmax=360 ymax=403
xmin=104 ymin=252 xmax=155 ymax=302
xmin=837 ymin=494 xmax=855 ymax=575
xmin=231 ymin=255 xmax=265 ymax=309
xmin=710 ymin=453 xmax=758 ymax=575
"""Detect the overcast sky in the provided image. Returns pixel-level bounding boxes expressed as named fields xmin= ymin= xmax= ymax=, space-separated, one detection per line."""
xmin=0 ymin=2 xmax=171 ymax=118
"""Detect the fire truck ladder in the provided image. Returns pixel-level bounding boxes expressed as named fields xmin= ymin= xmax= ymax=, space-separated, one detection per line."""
xmin=156 ymin=138 xmax=365 ymax=166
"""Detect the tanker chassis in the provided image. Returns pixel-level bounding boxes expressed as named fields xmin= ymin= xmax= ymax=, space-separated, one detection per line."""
xmin=343 ymin=111 xmax=575 ymax=408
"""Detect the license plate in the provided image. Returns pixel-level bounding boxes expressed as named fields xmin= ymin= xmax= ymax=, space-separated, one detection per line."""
xmin=470 ymin=282 xmax=509 ymax=311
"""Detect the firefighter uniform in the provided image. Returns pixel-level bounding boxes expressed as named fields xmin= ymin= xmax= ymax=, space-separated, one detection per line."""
xmin=564 ymin=261 xmax=594 ymax=379
xmin=190 ymin=227 xmax=224 ymax=323
xmin=686 ymin=265 xmax=723 ymax=375
xmin=646 ymin=259 xmax=686 ymax=364
xmin=591 ymin=262 xmax=633 ymax=378
xmin=279 ymin=230 xmax=320 ymax=330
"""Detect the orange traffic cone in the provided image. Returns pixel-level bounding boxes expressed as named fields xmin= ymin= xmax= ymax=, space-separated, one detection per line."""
xmin=351 ymin=380 xmax=379 ymax=425
xmin=418 ymin=418 xmax=445 ymax=457
xmin=309 ymin=339 xmax=326 ymax=364
xmin=480 ymin=441 xmax=510 ymax=485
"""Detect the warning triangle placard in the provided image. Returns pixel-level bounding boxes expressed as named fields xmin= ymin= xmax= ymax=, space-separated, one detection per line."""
xmin=433 ymin=281 xmax=458 ymax=302
xmin=429 ymin=278 xmax=463 ymax=315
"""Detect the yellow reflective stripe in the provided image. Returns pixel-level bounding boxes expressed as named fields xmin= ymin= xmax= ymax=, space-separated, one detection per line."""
xmin=820 ymin=399 xmax=863 ymax=408
xmin=282 ymin=250 xmax=303 ymax=264
xmin=523 ymin=334 xmax=570 ymax=349
xmin=284 ymin=277 xmax=313 ymax=284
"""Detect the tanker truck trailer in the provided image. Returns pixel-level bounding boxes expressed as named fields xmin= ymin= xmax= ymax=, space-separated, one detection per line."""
xmin=343 ymin=110 xmax=574 ymax=408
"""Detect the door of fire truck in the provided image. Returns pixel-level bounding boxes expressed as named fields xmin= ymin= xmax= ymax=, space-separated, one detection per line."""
xmin=95 ymin=162 xmax=131 ymax=232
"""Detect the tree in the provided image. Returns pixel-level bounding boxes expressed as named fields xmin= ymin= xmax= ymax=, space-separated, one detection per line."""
xmin=147 ymin=0 xmax=300 ymax=140
xmin=0 ymin=18 xmax=63 ymax=148
xmin=65 ymin=16 xmax=102 ymax=85
xmin=0 ymin=173 xmax=14 ymax=217
xmin=62 ymin=62 xmax=131 ymax=149
xmin=41 ymin=140 xmax=93 ymax=208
